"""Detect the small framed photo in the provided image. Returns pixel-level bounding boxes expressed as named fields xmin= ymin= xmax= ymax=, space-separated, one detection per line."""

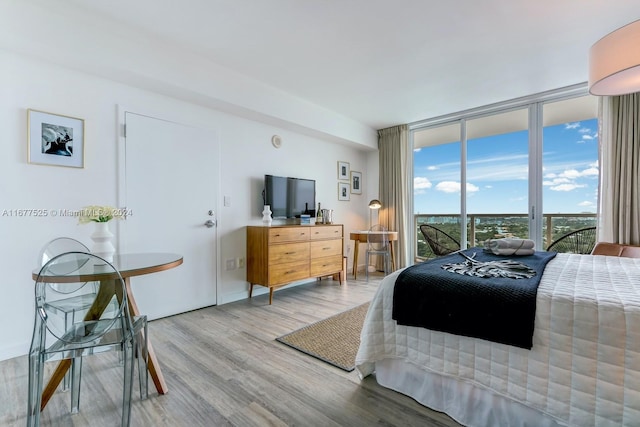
xmin=28 ymin=109 xmax=85 ymax=168
xmin=337 ymin=161 xmax=350 ymax=180
xmin=350 ymin=171 xmax=362 ymax=194
xmin=338 ymin=182 xmax=350 ymax=201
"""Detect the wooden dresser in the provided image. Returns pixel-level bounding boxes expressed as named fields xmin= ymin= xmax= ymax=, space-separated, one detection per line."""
xmin=246 ymin=224 xmax=344 ymax=304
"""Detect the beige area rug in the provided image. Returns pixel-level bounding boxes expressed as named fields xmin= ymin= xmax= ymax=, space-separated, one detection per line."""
xmin=276 ymin=302 xmax=370 ymax=372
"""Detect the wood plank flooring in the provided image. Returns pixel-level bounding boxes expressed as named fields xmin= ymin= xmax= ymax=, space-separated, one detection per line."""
xmin=1 ymin=273 xmax=462 ymax=427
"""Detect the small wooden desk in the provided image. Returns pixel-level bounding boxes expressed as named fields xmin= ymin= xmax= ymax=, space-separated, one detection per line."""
xmin=32 ymin=252 xmax=183 ymax=410
xmin=350 ymin=231 xmax=398 ymax=279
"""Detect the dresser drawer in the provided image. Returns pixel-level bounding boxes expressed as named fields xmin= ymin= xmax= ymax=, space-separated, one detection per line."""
xmin=269 ymin=261 xmax=310 ymax=285
xmin=310 ymin=255 xmax=343 ymax=277
xmin=310 ymin=239 xmax=342 ymax=258
xmin=310 ymin=225 xmax=343 ymax=240
xmin=269 ymin=242 xmax=310 ymax=265
xmin=269 ymin=227 xmax=310 ymax=243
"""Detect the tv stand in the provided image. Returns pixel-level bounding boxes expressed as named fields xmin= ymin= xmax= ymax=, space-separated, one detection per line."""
xmin=246 ymin=224 xmax=344 ymax=304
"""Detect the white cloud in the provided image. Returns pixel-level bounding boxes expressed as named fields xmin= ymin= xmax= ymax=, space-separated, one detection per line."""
xmin=578 ymin=201 xmax=595 ymax=207
xmin=582 ymin=134 xmax=595 ymax=141
xmin=565 ymin=122 xmax=580 ymax=129
xmin=543 ymin=177 xmax=571 ymax=186
xmin=550 ymin=183 xmax=586 ymax=192
xmin=427 ymin=165 xmax=438 ymax=171
xmin=413 ymin=148 xmax=422 ymax=152
xmin=436 ymin=181 xmax=479 ymax=193
xmin=414 ymin=177 xmax=432 ymax=194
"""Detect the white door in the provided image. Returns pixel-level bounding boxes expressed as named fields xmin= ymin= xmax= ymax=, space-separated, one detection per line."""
xmin=121 ymin=112 xmax=218 ymax=319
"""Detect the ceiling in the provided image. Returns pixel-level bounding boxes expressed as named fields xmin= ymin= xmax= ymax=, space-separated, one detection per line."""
xmin=40 ymin=1 xmax=640 ymax=130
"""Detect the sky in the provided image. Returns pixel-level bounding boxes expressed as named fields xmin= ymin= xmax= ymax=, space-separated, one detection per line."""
xmin=414 ymin=119 xmax=599 ymax=214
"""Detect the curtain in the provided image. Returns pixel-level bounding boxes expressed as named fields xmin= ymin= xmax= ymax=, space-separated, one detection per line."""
xmin=597 ymin=93 xmax=640 ymax=245
xmin=377 ymin=124 xmax=410 ymax=268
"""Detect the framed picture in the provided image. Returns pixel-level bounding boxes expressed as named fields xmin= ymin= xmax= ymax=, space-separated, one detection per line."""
xmin=350 ymin=171 xmax=362 ymax=194
xmin=28 ymin=109 xmax=85 ymax=168
xmin=338 ymin=182 xmax=350 ymax=201
xmin=337 ymin=161 xmax=350 ymax=180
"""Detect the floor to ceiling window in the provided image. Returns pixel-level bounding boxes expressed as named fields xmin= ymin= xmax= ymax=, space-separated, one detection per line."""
xmin=413 ymin=86 xmax=598 ymax=260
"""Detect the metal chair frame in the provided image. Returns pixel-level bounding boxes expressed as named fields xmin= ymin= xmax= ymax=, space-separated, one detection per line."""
xmin=546 ymin=226 xmax=597 ymax=254
xmin=419 ymin=224 xmax=461 ymax=257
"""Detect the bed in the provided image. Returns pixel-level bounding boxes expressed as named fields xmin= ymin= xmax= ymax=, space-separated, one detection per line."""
xmin=355 ymin=252 xmax=640 ymax=427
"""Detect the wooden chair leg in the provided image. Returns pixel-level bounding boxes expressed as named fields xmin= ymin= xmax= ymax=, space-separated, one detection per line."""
xmin=249 ymin=283 xmax=254 ymax=298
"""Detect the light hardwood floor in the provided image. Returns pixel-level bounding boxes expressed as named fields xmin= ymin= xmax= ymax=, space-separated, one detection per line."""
xmin=1 ymin=273 xmax=462 ymax=427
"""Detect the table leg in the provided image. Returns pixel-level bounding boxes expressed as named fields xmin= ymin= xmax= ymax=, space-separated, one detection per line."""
xmin=124 ymin=277 xmax=168 ymax=395
xmin=390 ymin=241 xmax=396 ymax=271
xmin=353 ymin=240 xmax=360 ymax=279
xmin=40 ymin=360 xmax=71 ymax=411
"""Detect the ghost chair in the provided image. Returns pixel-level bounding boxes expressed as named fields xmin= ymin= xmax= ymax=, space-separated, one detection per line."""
xmin=27 ymin=251 xmax=147 ymax=427
xmin=365 ymin=224 xmax=392 ymax=281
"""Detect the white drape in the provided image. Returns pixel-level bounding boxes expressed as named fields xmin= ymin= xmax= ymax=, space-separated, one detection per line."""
xmin=377 ymin=125 xmax=410 ymax=268
xmin=597 ymin=93 xmax=640 ymax=245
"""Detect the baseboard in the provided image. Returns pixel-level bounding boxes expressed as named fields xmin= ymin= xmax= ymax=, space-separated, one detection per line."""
xmin=0 ymin=342 xmax=28 ymax=362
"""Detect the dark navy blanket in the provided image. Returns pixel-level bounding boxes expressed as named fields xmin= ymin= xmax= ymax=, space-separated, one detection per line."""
xmin=392 ymin=248 xmax=557 ymax=349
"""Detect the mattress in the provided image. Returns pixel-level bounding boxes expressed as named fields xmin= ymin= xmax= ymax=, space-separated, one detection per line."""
xmin=355 ymin=253 xmax=640 ymax=426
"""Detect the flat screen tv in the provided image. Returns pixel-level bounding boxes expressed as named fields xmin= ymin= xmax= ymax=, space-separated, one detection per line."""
xmin=264 ymin=175 xmax=316 ymax=219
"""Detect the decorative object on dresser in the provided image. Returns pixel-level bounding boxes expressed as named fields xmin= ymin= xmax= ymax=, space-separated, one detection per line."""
xmin=246 ymin=224 xmax=344 ymax=304
xmin=262 ymin=205 xmax=273 ymax=226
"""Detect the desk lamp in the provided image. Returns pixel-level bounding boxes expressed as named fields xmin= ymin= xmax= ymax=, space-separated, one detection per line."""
xmin=368 ymin=199 xmax=381 ymax=228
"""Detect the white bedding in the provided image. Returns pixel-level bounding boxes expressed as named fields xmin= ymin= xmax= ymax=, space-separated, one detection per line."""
xmin=355 ymin=253 xmax=640 ymax=427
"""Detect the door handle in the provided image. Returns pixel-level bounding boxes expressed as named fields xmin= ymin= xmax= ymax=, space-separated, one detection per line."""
xmin=204 ymin=219 xmax=216 ymax=228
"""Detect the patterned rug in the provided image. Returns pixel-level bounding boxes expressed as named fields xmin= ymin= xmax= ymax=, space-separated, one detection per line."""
xmin=276 ymin=302 xmax=370 ymax=372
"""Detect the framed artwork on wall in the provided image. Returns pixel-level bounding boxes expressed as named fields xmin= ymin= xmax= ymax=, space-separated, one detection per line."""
xmin=350 ymin=171 xmax=362 ymax=194
xmin=337 ymin=161 xmax=350 ymax=180
xmin=338 ymin=182 xmax=350 ymax=201
xmin=28 ymin=109 xmax=85 ymax=168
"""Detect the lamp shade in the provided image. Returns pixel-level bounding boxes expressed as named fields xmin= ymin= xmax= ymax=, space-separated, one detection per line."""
xmin=368 ymin=199 xmax=382 ymax=209
xmin=589 ymin=19 xmax=640 ymax=96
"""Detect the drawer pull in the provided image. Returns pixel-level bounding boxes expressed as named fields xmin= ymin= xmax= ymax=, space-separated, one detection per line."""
xmin=284 ymin=252 xmax=296 ymax=255
xmin=323 ymin=247 xmax=331 ymax=250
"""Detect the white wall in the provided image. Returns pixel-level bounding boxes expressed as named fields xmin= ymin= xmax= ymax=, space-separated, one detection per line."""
xmin=0 ymin=49 xmax=377 ymax=361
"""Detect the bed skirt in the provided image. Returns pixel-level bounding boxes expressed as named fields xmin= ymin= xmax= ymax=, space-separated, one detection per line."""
xmin=375 ymin=358 xmax=564 ymax=427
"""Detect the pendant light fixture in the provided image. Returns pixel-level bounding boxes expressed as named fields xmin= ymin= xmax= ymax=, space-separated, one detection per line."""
xmin=589 ymin=19 xmax=640 ymax=96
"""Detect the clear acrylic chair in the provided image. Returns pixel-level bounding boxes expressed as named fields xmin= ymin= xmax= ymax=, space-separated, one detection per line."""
xmin=365 ymin=224 xmax=392 ymax=281
xmin=38 ymin=238 xmax=145 ymax=392
xmin=39 ymin=237 xmax=94 ymax=391
xmin=27 ymin=251 xmax=147 ymax=427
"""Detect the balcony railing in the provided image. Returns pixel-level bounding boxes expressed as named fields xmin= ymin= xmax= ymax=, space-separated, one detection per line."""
xmin=415 ymin=213 xmax=597 ymax=260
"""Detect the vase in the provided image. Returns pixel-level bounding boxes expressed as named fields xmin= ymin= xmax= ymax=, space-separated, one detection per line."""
xmin=262 ymin=205 xmax=273 ymax=226
xmin=91 ymin=222 xmax=115 ymax=263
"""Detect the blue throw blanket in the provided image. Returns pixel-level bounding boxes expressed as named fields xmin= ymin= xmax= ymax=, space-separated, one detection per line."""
xmin=392 ymin=248 xmax=557 ymax=349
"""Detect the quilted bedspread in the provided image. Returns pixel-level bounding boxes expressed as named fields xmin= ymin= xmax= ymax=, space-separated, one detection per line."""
xmin=356 ymin=253 xmax=640 ymax=426
xmin=393 ymin=249 xmax=556 ymax=349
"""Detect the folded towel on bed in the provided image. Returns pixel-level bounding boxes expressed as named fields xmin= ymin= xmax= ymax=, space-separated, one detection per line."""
xmin=484 ymin=238 xmax=535 ymax=256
